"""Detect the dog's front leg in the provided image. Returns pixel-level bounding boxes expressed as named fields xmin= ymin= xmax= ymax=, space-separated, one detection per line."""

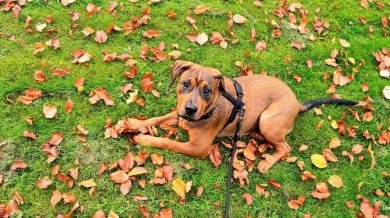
xmin=127 ymin=111 xmax=178 ymax=132
xmin=132 ymin=128 xmax=216 ymax=158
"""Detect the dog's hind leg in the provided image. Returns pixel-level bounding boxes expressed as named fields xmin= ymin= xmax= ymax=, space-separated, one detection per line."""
xmin=257 ymin=100 xmax=300 ymax=174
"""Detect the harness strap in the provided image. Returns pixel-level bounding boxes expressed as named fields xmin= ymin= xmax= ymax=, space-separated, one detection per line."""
xmin=222 ymin=79 xmax=245 ymax=129
xmin=222 ymin=79 xmax=246 ymax=218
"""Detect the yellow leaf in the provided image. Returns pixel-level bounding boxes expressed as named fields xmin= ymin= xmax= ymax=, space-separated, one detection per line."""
xmin=328 ymin=175 xmax=343 ymax=188
xmin=128 ymin=167 xmax=148 ymax=177
xmin=78 ymin=179 xmax=96 ymax=188
xmin=77 ymin=85 xmax=84 ymax=93
xmin=172 ymin=178 xmax=186 ymax=199
xmin=311 ymin=154 xmax=328 ymax=168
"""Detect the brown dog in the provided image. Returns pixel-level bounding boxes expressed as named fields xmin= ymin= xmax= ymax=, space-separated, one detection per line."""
xmin=130 ymin=60 xmax=356 ymax=173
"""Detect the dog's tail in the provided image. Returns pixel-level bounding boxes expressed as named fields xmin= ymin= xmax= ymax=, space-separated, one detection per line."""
xmin=300 ymin=98 xmax=358 ymax=112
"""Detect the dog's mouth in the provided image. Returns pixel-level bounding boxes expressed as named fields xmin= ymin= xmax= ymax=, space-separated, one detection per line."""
xmin=177 ymin=113 xmax=198 ymax=122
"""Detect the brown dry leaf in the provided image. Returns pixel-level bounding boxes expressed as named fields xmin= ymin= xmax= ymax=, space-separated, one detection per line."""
xmin=291 ymin=40 xmax=305 ymax=49
xmin=103 ymin=53 xmax=117 ymax=62
xmin=209 ymin=144 xmax=222 ymax=167
xmin=194 ymin=5 xmax=208 ymax=14
xmin=362 ymin=82 xmax=369 ymax=92
xmin=328 ymin=175 xmax=343 ymax=188
xmin=311 ymin=182 xmax=331 ymax=199
xmin=139 ymin=206 xmax=150 ymax=218
xmin=232 ymin=14 xmax=247 ymax=24
xmin=34 ymin=70 xmax=47 ymax=82
xmin=95 ymin=31 xmax=108 ymax=43
xmin=83 ymin=27 xmax=95 ymax=36
xmin=299 ymin=144 xmax=308 ymax=152
xmin=267 ymin=179 xmax=281 ymax=189
xmin=64 ymin=99 xmax=73 ymax=113
xmin=196 ymin=186 xmax=204 ymax=197
xmin=23 ymin=130 xmax=37 ymax=140
xmin=242 ymin=193 xmax=253 ymax=205
xmin=143 ymin=29 xmax=159 ymax=38
xmin=360 ymin=0 xmax=368 ymax=8
xmin=10 ymin=160 xmax=28 ymax=171
xmin=120 ymin=179 xmax=132 ymax=195
xmin=151 ymin=153 xmax=164 ymax=165
xmin=98 ymin=163 xmax=108 ymax=176
xmin=43 ymin=104 xmax=57 ymax=118
xmin=351 ymin=144 xmax=364 ymax=155
xmin=89 ymin=87 xmax=114 ymax=105
xmin=360 ymin=198 xmax=383 ymax=218
xmin=306 ymin=59 xmax=313 ymax=68
xmin=49 ymin=132 xmax=63 ymax=146
xmin=111 ymin=170 xmax=129 ymax=184
xmin=60 ymin=192 xmax=75 ymax=205
xmin=50 ymin=189 xmax=62 ymax=207
xmin=329 ymin=137 xmax=341 ymax=149
xmin=18 ymin=88 xmax=43 ymax=105
xmin=288 ymin=196 xmax=305 ymax=209
xmin=333 ymin=70 xmax=351 ymax=86
xmin=302 ymin=171 xmax=317 ymax=181
xmin=293 ymin=74 xmax=302 ymax=82
xmin=367 ymin=144 xmax=376 ymax=169
xmin=322 ymin=149 xmax=338 ymax=162
xmin=78 ymin=179 xmax=96 ymax=188
xmin=255 ymin=40 xmax=267 ymax=51
xmin=128 ymin=167 xmax=148 ymax=177
xmin=36 ymin=176 xmax=52 ymax=189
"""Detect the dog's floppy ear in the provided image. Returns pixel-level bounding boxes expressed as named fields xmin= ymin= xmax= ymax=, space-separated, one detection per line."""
xmin=169 ymin=60 xmax=193 ymax=88
xmin=211 ymin=69 xmax=225 ymax=92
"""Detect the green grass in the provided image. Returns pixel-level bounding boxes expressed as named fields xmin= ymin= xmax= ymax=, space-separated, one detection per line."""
xmin=0 ymin=0 xmax=389 ymax=217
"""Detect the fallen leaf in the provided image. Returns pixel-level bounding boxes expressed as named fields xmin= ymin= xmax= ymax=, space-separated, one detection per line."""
xmin=233 ymin=14 xmax=247 ymax=24
xmin=242 ymin=193 xmax=253 ymax=205
xmin=89 ymin=87 xmax=114 ymax=105
xmin=65 ymin=99 xmax=73 ymax=113
xmin=194 ymin=5 xmax=208 ymax=14
xmin=34 ymin=70 xmax=47 ymax=82
xmin=329 ymin=137 xmax=341 ymax=149
xmin=111 ymin=170 xmax=129 ymax=184
xmin=172 ymin=178 xmax=186 ymax=199
xmin=143 ymin=29 xmax=159 ymax=38
xmin=311 ymin=154 xmax=328 ymax=168
xmin=23 ymin=130 xmax=37 ymax=140
xmin=288 ymin=196 xmax=305 ymax=209
xmin=120 ymin=179 xmax=132 ymax=195
xmin=95 ymin=31 xmax=108 ymax=43
xmin=209 ymin=144 xmax=222 ymax=166
xmin=50 ymin=189 xmax=62 ymax=207
xmin=311 ymin=182 xmax=331 ymax=199
xmin=196 ymin=32 xmax=208 ymax=45
xmin=43 ymin=104 xmax=57 ymax=118
xmin=351 ymin=144 xmax=364 ymax=155
xmin=267 ymin=179 xmax=281 ymax=189
xmin=302 ymin=171 xmax=317 ymax=181
xmin=128 ymin=167 xmax=148 ymax=176
xmin=383 ymin=86 xmax=390 ymax=100
xmin=360 ymin=0 xmax=368 ymax=8
xmin=255 ymin=40 xmax=267 ymax=51
xmin=339 ymin=39 xmax=350 ymax=48
xmin=322 ymin=149 xmax=338 ymax=162
xmin=36 ymin=177 xmax=52 ymax=189
xmin=78 ymin=179 xmax=96 ymax=188
xmin=151 ymin=153 xmax=164 ymax=165
xmin=196 ymin=186 xmax=204 ymax=197
xmin=63 ymin=192 xmax=77 ymax=204
xmin=328 ymin=175 xmax=343 ymax=188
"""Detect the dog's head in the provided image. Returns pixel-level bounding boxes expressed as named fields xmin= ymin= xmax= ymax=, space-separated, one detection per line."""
xmin=170 ymin=60 xmax=225 ymax=121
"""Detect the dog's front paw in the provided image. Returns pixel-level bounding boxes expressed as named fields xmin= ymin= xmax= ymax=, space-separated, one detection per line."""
xmin=126 ymin=118 xmax=149 ymax=133
xmin=131 ymin=134 xmax=152 ymax=146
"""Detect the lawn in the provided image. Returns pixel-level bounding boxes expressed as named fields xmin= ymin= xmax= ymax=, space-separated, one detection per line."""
xmin=0 ymin=0 xmax=389 ymax=217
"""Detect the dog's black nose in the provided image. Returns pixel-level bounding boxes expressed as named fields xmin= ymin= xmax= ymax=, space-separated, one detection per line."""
xmin=185 ymin=105 xmax=198 ymax=115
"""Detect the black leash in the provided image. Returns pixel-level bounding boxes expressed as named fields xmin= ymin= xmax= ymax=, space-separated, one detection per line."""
xmin=221 ymin=79 xmax=245 ymax=218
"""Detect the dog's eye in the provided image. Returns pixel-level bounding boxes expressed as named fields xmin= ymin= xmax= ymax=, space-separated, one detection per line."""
xmin=183 ymin=81 xmax=190 ymax=88
xmin=203 ymin=88 xmax=211 ymax=95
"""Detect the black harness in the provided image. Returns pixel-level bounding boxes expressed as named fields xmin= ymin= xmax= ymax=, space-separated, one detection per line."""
xmin=221 ymin=79 xmax=246 ymax=218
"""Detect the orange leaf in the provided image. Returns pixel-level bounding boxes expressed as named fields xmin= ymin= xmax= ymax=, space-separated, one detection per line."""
xmin=93 ymin=210 xmax=106 ymax=218
xmin=63 ymin=192 xmax=77 ymax=204
xmin=50 ymin=189 xmax=62 ymax=207
xmin=151 ymin=153 xmax=164 ymax=165
xmin=288 ymin=196 xmax=305 ymax=209
xmin=89 ymin=87 xmax=114 ymax=105
xmin=242 ymin=193 xmax=253 ymax=205
xmin=194 ymin=5 xmax=208 ymax=14
xmin=36 ymin=176 xmax=52 ymax=189
xmin=267 ymin=179 xmax=281 ymax=189
xmin=110 ymin=170 xmax=129 ymax=184
xmin=95 ymin=31 xmax=108 ymax=43
xmin=10 ymin=160 xmax=27 ymax=171
xmin=34 ymin=70 xmax=47 ymax=82
xmin=65 ymin=99 xmax=73 ymax=113
xmin=120 ymin=179 xmax=132 ymax=195
xmin=23 ymin=130 xmax=37 ymax=140
xmin=128 ymin=167 xmax=148 ymax=177
xmin=209 ymin=144 xmax=222 ymax=167
xmin=143 ymin=29 xmax=159 ymax=38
